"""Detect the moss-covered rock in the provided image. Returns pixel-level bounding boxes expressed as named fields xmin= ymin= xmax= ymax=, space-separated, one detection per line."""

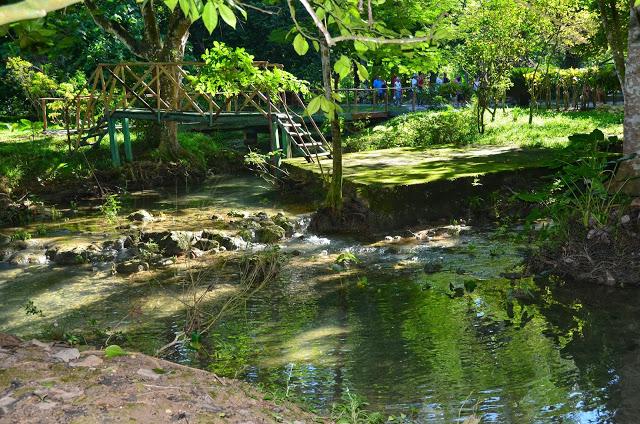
xmin=255 ymin=225 xmax=286 ymax=244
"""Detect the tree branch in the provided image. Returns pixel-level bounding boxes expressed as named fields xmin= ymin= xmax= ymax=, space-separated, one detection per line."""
xmin=287 ymin=0 xmax=320 ymax=42
xmin=85 ymin=0 xmax=147 ymax=58
xmin=297 ymin=0 xmax=333 ymax=46
xmin=0 ymin=0 xmax=81 ymax=26
xmin=236 ymin=1 xmax=280 ymax=15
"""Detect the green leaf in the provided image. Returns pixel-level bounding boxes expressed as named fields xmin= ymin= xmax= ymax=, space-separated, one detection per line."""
xmin=306 ymin=95 xmax=323 ymax=115
xmin=178 ymin=0 xmax=190 ymax=16
xmin=218 ymin=4 xmax=237 ymax=28
xmin=293 ymin=33 xmax=309 ymax=55
xmin=164 ymin=0 xmax=179 ymax=10
xmin=353 ymin=40 xmax=368 ymax=52
xmin=356 ymin=62 xmax=369 ymax=81
xmin=333 ymin=55 xmax=351 ymax=80
xmin=312 ymin=40 xmax=320 ymax=52
xmin=104 ymin=345 xmax=127 ymax=358
xmin=202 ymin=1 xmax=218 ymax=33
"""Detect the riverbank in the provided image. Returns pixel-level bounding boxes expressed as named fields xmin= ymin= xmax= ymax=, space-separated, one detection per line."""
xmin=0 ymin=334 xmax=321 ymax=423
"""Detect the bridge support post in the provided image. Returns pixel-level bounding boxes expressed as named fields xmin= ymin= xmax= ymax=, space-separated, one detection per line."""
xmin=108 ymin=119 xmax=121 ymax=167
xmin=270 ymin=120 xmax=282 ymax=167
xmin=122 ymin=118 xmax=133 ymax=162
xmin=243 ymin=129 xmax=258 ymax=147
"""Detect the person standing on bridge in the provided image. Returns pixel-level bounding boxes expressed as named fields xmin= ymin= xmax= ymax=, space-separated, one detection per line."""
xmin=373 ymin=76 xmax=385 ymax=101
xmin=417 ymin=73 xmax=425 ymax=105
xmin=394 ymin=77 xmax=402 ymax=106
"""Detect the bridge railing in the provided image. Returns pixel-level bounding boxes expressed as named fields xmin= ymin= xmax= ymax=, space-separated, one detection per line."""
xmin=38 ymin=61 xmax=286 ymax=136
xmin=332 ymin=87 xmax=424 ymax=115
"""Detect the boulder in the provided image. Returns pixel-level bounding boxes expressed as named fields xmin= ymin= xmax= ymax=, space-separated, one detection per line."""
xmin=255 ymin=211 xmax=269 ymax=221
xmin=423 ymin=260 xmax=443 ymax=274
xmin=140 ymin=230 xmax=171 ymax=244
xmin=157 ymin=231 xmax=197 ymax=256
xmin=255 ymin=225 xmax=286 ymax=244
xmin=0 ymin=247 xmax=15 ymax=262
xmin=116 ymin=260 xmax=149 ymax=274
xmin=52 ymin=247 xmax=90 ymax=265
xmin=272 ymin=214 xmax=295 ymax=237
xmin=0 ymin=234 xmax=10 ymax=247
xmin=8 ymin=251 xmax=47 ymax=266
xmin=201 ymin=230 xmax=246 ymax=251
xmin=127 ymin=209 xmax=154 ymax=223
xmin=188 ymin=248 xmax=205 ymax=259
xmin=227 ymin=210 xmax=246 ymax=218
xmin=193 ymin=238 xmax=219 ymax=251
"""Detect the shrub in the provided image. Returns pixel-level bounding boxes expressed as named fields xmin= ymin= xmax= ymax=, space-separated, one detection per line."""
xmin=343 ymin=108 xmax=476 ymax=152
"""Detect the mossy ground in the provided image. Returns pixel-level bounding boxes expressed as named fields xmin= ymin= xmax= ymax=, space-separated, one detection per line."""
xmin=287 ymin=107 xmax=623 ymax=188
xmin=286 ymin=145 xmax=566 ymax=187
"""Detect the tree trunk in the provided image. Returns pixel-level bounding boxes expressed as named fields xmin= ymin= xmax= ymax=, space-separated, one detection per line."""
xmin=320 ymin=39 xmax=343 ymax=213
xmin=617 ymin=5 xmax=640 ymax=194
xmin=86 ymin=2 xmax=193 ymax=162
xmin=597 ymin=0 xmax=627 ymax=90
xmin=153 ymin=11 xmax=190 ymax=161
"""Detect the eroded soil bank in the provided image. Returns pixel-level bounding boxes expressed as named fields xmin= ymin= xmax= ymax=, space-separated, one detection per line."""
xmin=0 ymin=334 xmax=321 ymax=423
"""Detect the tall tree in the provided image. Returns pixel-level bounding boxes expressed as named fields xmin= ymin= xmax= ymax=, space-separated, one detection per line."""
xmin=595 ymin=0 xmax=627 ymax=89
xmin=620 ymin=2 xmax=640 ymax=193
xmin=83 ymin=0 xmax=245 ymax=159
xmin=289 ymin=0 xmax=444 ymax=214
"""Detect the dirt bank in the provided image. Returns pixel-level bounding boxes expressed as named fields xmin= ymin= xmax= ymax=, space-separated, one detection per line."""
xmin=0 ymin=334 xmax=323 ymax=423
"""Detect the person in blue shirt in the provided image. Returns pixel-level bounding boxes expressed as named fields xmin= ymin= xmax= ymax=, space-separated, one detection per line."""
xmin=372 ymin=76 xmax=384 ymax=97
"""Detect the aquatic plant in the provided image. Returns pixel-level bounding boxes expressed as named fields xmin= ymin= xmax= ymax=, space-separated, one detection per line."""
xmin=99 ymin=194 xmax=121 ymax=227
xmin=23 ymin=300 xmax=44 ymax=317
xmin=331 ymin=390 xmax=384 ymax=424
xmin=10 ymin=229 xmax=31 ymax=241
xmin=158 ymin=247 xmax=285 ymax=355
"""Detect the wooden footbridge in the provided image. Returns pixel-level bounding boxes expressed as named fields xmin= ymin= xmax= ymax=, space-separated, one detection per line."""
xmin=39 ymin=62 xmax=405 ymax=167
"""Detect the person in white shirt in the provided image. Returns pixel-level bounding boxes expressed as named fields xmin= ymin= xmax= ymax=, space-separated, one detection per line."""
xmin=394 ymin=78 xmax=402 ymax=106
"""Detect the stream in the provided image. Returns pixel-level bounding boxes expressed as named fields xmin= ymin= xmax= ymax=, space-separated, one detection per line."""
xmin=1 ymin=175 xmax=640 ymax=423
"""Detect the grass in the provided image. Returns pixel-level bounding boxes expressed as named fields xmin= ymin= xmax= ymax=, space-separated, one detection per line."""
xmin=286 ymin=106 xmax=624 ymax=188
xmin=476 ymin=107 xmax=623 ymax=147
xmin=343 ymin=106 xmax=623 ymax=152
xmin=0 ymin=124 xmax=240 ymax=195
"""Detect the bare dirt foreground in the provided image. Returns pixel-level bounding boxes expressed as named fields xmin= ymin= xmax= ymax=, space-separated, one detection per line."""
xmin=0 ymin=334 xmax=324 ymax=424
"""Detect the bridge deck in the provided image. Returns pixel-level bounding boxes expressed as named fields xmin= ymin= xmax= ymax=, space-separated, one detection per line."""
xmin=109 ymin=107 xmax=393 ymax=131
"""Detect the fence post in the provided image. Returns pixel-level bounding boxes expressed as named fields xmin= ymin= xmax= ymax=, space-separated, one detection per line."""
xmin=122 ymin=118 xmax=133 ymax=162
xmin=41 ymin=99 xmax=48 ymax=131
xmin=108 ymin=118 xmax=121 ymax=167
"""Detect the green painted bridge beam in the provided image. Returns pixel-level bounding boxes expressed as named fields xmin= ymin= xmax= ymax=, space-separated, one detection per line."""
xmin=108 ymin=119 xmax=121 ymax=167
xmin=122 ymin=118 xmax=133 ymax=163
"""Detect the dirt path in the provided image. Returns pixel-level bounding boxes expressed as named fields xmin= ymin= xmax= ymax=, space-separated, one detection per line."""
xmin=0 ymin=334 xmax=324 ymax=423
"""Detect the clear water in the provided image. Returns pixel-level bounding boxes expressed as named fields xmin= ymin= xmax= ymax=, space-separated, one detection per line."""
xmin=1 ymin=175 xmax=639 ymax=423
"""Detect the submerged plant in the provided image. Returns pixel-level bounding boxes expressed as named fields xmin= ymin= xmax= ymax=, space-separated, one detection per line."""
xmin=157 ymin=247 xmax=285 ymax=355
xmin=23 ymin=299 xmax=44 ymax=317
xmin=331 ymin=390 xmax=384 ymax=424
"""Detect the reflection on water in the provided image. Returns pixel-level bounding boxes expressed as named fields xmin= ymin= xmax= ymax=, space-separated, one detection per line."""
xmin=1 ymin=175 xmax=639 ymax=422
